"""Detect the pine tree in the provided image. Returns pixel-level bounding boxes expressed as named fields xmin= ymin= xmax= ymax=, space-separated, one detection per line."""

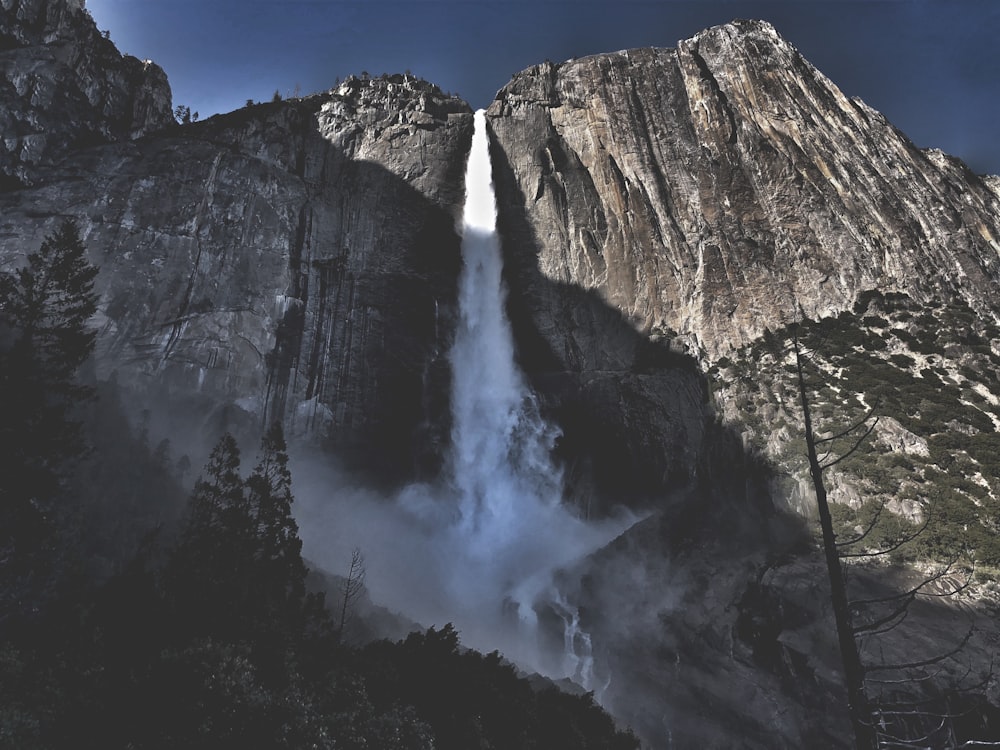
xmin=185 ymin=433 xmax=246 ymax=541
xmin=245 ymin=422 xmax=308 ymax=632
xmin=1 ymin=220 xmax=98 ymax=507
xmin=1 ymin=221 xmax=98 ymax=384
xmin=168 ymin=434 xmax=254 ymax=639
xmin=0 ymin=220 xmax=98 ymax=623
xmin=166 ymin=424 xmax=331 ymax=661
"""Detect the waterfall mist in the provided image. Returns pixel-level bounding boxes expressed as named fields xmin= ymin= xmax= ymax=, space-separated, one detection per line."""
xmin=295 ymin=110 xmax=634 ymax=680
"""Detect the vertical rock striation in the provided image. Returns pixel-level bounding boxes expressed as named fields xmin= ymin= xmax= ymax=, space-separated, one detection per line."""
xmin=486 ymin=20 xmax=1000 ymax=363
xmin=0 ymin=0 xmax=473 ymax=478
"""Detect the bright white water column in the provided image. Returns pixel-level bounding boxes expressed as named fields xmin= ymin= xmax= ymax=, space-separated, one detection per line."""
xmin=444 ymin=110 xmax=630 ymax=687
xmin=307 ymin=110 xmax=635 ymax=683
xmin=449 ymin=109 xmax=561 ymax=544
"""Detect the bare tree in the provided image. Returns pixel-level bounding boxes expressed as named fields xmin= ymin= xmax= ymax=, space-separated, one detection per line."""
xmin=337 ymin=547 xmax=366 ymax=642
xmin=791 ymin=330 xmax=997 ymax=749
xmin=794 ymin=331 xmax=877 ymax=750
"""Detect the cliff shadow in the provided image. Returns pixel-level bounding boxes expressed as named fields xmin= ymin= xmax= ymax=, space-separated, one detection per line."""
xmin=206 ymin=104 xmax=473 ymax=488
xmin=0 ymin=100 xmax=474 ymax=490
xmin=487 ymin=128 xmax=781 ymax=535
xmin=486 ymin=129 xmax=847 ymax=749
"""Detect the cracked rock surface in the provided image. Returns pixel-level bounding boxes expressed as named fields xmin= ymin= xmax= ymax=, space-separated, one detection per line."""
xmin=487 ymin=20 xmax=1000 ymax=363
xmin=0 ymin=2 xmax=473 ymax=475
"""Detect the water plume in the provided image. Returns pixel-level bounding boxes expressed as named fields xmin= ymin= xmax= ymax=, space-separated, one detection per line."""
xmin=297 ymin=109 xmax=635 ymax=680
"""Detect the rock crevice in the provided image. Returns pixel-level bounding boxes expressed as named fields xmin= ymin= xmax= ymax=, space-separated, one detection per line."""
xmin=487 ymin=20 xmax=1000 ymax=363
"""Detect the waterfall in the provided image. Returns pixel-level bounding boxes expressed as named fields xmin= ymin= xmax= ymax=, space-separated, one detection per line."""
xmin=551 ymin=590 xmax=596 ymax=690
xmin=437 ymin=109 xmax=625 ymax=674
xmin=300 ymin=109 xmax=635 ymax=685
xmin=449 ymin=109 xmax=562 ymax=552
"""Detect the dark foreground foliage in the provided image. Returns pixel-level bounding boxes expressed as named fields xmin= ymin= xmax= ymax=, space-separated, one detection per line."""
xmin=0 ymin=223 xmax=638 ymax=749
xmin=1 ymin=420 xmax=638 ymax=749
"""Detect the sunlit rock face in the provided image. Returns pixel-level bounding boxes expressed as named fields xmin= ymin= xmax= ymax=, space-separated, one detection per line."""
xmin=0 ymin=0 xmax=473 ymax=478
xmin=486 ymin=19 xmax=1000 ymax=364
xmin=483 ymin=22 xmax=1000 ymax=748
xmin=0 ymin=0 xmax=173 ymax=186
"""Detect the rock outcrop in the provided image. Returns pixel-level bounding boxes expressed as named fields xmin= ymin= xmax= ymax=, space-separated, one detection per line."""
xmin=0 ymin=0 xmax=173 ymax=186
xmin=486 ymin=20 xmax=1000 ymax=364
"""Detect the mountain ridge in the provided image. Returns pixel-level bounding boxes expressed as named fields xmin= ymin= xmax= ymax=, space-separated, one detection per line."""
xmin=488 ymin=18 xmax=1000 ymax=364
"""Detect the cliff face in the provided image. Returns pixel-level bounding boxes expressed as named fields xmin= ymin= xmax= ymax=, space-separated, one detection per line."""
xmin=484 ymin=21 xmax=1000 ymax=749
xmin=3 ymin=84 xmax=471 ymax=476
xmin=0 ymin=0 xmax=173 ymax=186
xmin=486 ymin=20 xmax=1000 ymax=363
xmin=0 ymin=0 xmax=473 ymax=477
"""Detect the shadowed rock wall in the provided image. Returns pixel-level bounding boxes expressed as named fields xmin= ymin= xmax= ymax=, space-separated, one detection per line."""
xmin=0 ymin=3 xmax=473 ymax=479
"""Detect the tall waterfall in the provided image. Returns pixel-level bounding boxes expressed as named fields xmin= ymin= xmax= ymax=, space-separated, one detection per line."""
xmin=433 ymin=109 xmax=626 ymax=676
xmin=449 ymin=109 xmax=562 ymax=557
xmin=300 ymin=110 xmax=633 ymax=684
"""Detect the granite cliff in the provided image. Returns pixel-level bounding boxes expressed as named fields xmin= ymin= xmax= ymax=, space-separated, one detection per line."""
xmin=0 ymin=0 xmax=473 ymax=479
xmin=487 ymin=20 xmax=1000 ymax=363
xmin=2 ymin=3 xmax=999 ymax=748
xmin=484 ymin=21 xmax=1000 ymax=746
xmin=0 ymin=0 xmax=173 ymax=187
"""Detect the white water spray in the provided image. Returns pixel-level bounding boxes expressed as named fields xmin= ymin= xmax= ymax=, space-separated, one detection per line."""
xmin=551 ymin=589 xmax=596 ymax=689
xmin=449 ymin=110 xmax=562 ymax=554
xmin=299 ymin=110 xmax=634 ymax=681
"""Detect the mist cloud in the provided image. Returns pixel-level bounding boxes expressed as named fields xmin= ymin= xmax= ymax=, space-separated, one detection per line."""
xmin=291 ymin=111 xmax=638 ymax=680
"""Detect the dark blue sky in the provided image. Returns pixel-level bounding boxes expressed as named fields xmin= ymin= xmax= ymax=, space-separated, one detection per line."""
xmin=87 ymin=0 xmax=1000 ymax=175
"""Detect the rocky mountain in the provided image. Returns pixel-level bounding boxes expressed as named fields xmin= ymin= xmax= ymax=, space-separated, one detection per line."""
xmin=485 ymin=20 xmax=1000 ymax=746
xmin=488 ymin=20 xmax=1000 ymax=361
xmin=0 ymin=0 xmax=172 ymax=187
xmin=0 ymin=0 xmax=472 ymax=480
xmin=2 ymin=2 xmax=999 ymax=748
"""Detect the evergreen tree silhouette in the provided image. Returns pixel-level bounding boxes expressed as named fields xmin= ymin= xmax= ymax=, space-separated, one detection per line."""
xmin=0 ymin=219 xmax=98 ymax=625
xmin=245 ymin=422 xmax=309 ymax=640
xmin=169 ymin=433 xmax=254 ymax=640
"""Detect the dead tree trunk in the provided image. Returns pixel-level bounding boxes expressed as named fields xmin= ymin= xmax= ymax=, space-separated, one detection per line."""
xmin=337 ymin=547 xmax=366 ymax=642
xmin=794 ymin=334 xmax=877 ymax=750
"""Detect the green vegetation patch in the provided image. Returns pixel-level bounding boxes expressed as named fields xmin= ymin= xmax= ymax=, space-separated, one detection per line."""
xmin=716 ymin=290 xmax=1000 ymax=569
